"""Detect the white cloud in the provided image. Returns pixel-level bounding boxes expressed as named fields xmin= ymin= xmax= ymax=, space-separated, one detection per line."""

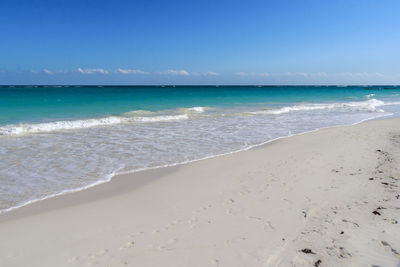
xmin=192 ymin=71 xmax=218 ymax=76
xmin=235 ymin=72 xmax=249 ymax=76
xmin=256 ymin=73 xmax=272 ymax=77
xmin=7 ymin=69 xmax=400 ymax=85
xmin=157 ymin=69 xmax=190 ymax=76
xmin=55 ymin=70 xmax=69 ymax=74
xmin=43 ymin=69 xmax=53 ymax=75
xmin=76 ymin=68 xmax=109 ymax=74
xmin=205 ymin=71 xmax=218 ymax=76
xmin=157 ymin=70 xmax=218 ymax=76
xmin=236 ymin=72 xmax=315 ymax=77
xmin=6 ymin=68 xmax=218 ymax=77
xmin=114 ymin=68 xmax=148 ymax=75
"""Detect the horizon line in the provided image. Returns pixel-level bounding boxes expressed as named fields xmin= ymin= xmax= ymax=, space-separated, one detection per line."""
xmin=0 ymin=84 xmax=399 ymax=87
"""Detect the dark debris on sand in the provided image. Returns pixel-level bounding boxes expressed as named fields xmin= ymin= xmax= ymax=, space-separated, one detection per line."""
xmin=372 ymin=210 xmax=381 ymax=216
xmin=314 ymin=259 xmax=322 ymax=267
xmin=300 ymin=248 xmax=315 ymax=254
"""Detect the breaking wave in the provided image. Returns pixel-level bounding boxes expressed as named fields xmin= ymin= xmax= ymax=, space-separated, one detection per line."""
xmin=2 ymin=100 xmax=400 ymax=136
xmin=0 ymin=113 xmax=190 ymax=136
xmin=248 ymin=99 xmax=388 ymax=115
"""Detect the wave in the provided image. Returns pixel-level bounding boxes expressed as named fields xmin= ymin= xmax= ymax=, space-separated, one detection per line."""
xmin=1 ymin=110 xmax=393 ymax=215
xmin=0 ymin=114 xmax=190 ymax=136
xmin=176 ymin=106 xmax=208 ymax=113
xmin=122 ymin=106 xmax=207 ymax=117
xmin=0 ymin=106 xmax=210 ymax=136
xmin=249 ymin=99 xmax=387 ymax=115
xmin=1 ymin=100 xmax=399 ymax=136
xmin=121 ymin=110 xmax=155 ymax=116
xmin=365 ymin=93 xmax=375 ymax=99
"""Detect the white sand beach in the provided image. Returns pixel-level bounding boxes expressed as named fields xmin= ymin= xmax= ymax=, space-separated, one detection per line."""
xmin=1 ymin=117 xmax=400 ymax=267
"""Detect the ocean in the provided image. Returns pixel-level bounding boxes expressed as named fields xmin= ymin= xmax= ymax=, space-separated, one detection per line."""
xmin=1 ymin=85 xmax=400 ymax=212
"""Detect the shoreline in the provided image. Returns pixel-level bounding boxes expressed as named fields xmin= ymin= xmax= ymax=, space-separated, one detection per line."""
xmin=1 ymin=116 xmax=400 ymax=266
xmin=0 ymin=112 xmax=393 ymax=216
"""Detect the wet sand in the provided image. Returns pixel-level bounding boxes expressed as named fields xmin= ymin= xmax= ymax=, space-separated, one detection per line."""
xmin=1 ymin=117 xmax=400 ymax=266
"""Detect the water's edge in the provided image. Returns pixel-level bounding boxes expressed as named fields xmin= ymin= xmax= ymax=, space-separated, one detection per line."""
xmin=1 ymin=112 xmax=394 ymax=215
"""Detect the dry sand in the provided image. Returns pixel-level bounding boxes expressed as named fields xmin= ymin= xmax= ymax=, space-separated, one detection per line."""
xmin=1 ymin=117 xmax=400 ymax=267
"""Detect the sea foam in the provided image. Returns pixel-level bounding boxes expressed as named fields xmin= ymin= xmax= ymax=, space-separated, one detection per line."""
xmin=249 ymin=99 xmax=387 ymax=115
xmin=0 ymin=100 xmax=394 ymax=136
xmin=0 ymin=107 xmax=209 ymax=135
xmin=1 ymin=97 xmax=400 ymax=213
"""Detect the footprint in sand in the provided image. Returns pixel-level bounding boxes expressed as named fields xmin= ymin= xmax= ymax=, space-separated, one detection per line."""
xmin=225 ymin=207 xmax=243 ymax=215
xmin=301 ymin=205 xmax=320 ymax=219
xmin=224 ymin=198 xmax=235 ymax=205
xmin=164 ymin=223 xmax=172 ymax=229
xmin=342 ymin=219 xmax=360 ymax=228
xmin=172 ymin=219 xmax=182 ymax=225
xmin=381 ymin=241 xmax=400 ymax=255
xmin=283 ymin=198 xmax=293 ymax=204
xmin=88 ymin=249 xmax=108 ymax=260
xmin=188 ymin=216 xmax=199 ymax=224
xmin=225 ymin=237 xmax=247 ymax=246
xmin=68 ymin=256 xmax=79 ymax=262
xmin=96 ymin=249 xmax=108 ymax=257
xmin=128 ymin=231 xmax=144 ymax=238
xmin=239 ymin=187 xmax=251 ymax=196
xmin=158 ymin=238 xmax=178 ymax=250
xmin=153 ymin=219 xmax=182 ymax=233
xmin=193 ymin=205 xmax=212 ymax=214
xmin=264 ymin=221 xmax=275 ymax=231
xmin=120 ymin=241 xmax=135 ymax=250
xmin=190 ymin=219 xmax=212 ymax=229
xmin=210 ymin=259 xmax=220 ymax=265
xmin=248 ymin=216 xmax=263 ymax=221
xmin=258 ymin=183 xmax=270 ymax=193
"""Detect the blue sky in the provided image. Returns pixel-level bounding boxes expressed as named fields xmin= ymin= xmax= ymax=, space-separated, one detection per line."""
xmin=0 ymin=0 xmax=399 ymax=85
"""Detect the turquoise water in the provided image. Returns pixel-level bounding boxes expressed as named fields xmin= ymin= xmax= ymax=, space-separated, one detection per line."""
xmin=1 ymin=85 xmax=399 ymax=125
xmin=1 ymin=85 xmax=400 ymax=212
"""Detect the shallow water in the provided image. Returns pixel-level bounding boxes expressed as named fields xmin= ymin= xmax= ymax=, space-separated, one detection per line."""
xmin=1 ymin=85 xmax=400 ymax=212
